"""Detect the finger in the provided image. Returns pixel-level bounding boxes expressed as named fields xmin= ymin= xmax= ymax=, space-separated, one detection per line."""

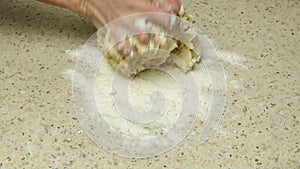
xmin=117 ymin=40 xmax=131 ymax=56
xmin=118 ymin=17 xmax=152 ymax=44
xmin=150 ymin=0 xmax=181 ymax=13
xmin=126 ymin=22 xmax=151 ymax=43
xmin=164 ymin=0 xmax=181 ymax=13
xmin=135 ymin=33 xmax=151 ymax=43
xmin=92 ymin=19 xmax=102 ymax=29
xmin=108 ymin=22 xmax=128 ymax=43
xmin=105 ymin=24 xmax=131 ymax=55
xmin=143 ymin=11 xmax=180 ymax=31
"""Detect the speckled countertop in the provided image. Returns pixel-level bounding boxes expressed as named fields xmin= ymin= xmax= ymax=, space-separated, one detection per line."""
xmin=0 ymin=0 xmax=299 ymax=168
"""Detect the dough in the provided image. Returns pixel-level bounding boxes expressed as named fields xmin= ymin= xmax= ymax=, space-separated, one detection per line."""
xmin=97 ymin=6 xmax=201 ymax=77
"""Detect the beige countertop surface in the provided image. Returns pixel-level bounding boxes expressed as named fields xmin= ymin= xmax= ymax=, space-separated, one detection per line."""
xmin=0 ymin=0 xmax=299 ymax=168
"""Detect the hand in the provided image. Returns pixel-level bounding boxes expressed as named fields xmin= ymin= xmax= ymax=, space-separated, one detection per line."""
xmin=68 ymin=0 xmax=181 ymax=55
xmin=37 ymin=0 xmax=181 ymax=51
xmin=77 ymin=0 xmax=180 ymax=28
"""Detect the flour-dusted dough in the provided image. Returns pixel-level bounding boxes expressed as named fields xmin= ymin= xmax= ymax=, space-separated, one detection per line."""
xmin=97 ymin=6 xmax=201 ymax=77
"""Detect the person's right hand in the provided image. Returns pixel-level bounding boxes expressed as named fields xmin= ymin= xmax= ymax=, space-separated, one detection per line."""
xmin=73 ymin=0 xmax=180 ymax=50
xmin=77 ymin=0 xmax=180 ymax=28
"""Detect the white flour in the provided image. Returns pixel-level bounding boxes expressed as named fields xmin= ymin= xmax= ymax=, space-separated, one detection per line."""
xmin=64 ymin=37 xmax=247 ymax=142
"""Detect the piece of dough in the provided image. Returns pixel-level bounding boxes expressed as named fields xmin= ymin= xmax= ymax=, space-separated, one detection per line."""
xmin=97 ymin=6 xmax=201 ymax=77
